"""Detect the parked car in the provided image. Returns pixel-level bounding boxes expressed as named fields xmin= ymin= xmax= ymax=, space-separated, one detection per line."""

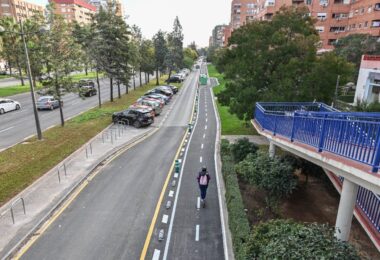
xmin=129 ymin=103 xmax=155 ymax=117
xmin=138 ymin=96 xmax=165 ymax=108
xmin=157 ymin=85 xmax=174 ymax=95
xmin=145 ymin=88 xmax=172 ymax=98
xmin=77 ymin=79 xmax=95 ymax=88
xmin=36 ymin=96 xmax=61 ymax=110
xmin=79 ymin=85 xmax=97 ymax=97
xmin=165 ymin=85 xmax=178 ymax=94
xmin=0 ymin=71 xmax=7 ymax=75
xmin=136 ymin=99 xmax=162 ymax=116
xmin=112 ymin=108 xmax=154 ymax=128
xmin=166 ymin=75 xmax=182 ymax=83
xmin=0 ymin=99 xmax=21 ymax=114
xmin=143 ymin=93 xmax=170 ymax=104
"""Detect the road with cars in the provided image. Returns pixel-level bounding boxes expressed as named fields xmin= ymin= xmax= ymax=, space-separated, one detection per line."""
xmin=0 ymin=74 xmax=152 ymax=151
xmin=19 ymin=67 xmax=212 ymax=259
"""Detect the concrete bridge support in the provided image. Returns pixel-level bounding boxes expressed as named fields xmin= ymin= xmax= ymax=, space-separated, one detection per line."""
xmin=269 ymin=141 xmax=276 ymax=158
xmin=335 ymin=178 xmax=359 ymax=241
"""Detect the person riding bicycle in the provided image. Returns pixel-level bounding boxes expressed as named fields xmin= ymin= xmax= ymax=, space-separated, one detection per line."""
xmin=197 ymin=166 xmax=210 ymax=207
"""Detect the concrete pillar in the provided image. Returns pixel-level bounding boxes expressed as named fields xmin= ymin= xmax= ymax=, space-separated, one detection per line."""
xmin=335 ymin=178 xmax=359 ymax=241
xmin=269 ymin=141 xmax=276 ymax=158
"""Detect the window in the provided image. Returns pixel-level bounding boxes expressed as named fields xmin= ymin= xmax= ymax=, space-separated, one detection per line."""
xmin=316 ymin=26 xmax=324 ymax=32
xmin=360 ymin=7 xmax=365 ymax=14
xmin=375 ymin=3 xmax=380 ymax=11
xmin=317 ymin=12 xmax=327 ymax=20
xmin=319 ymin=0 xmax=328 ymax=5
xmin=305 ymin=0 xmax=312 ymax=4
xmin=372 ymin=20 xmax=380 ymax=27
xmin=349 ymin=11 xmax=353 ymax=17
xmin=247 ymin=3 xmax=255 ymax=8
xmin=364 ymin=21 xmax=368 ymax=27
xmin=334 ymin=0 xmax=343 ymax=3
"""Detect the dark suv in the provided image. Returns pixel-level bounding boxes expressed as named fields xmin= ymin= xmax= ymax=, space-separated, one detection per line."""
xmin=78 ymin=80 xmax=97 ymax=97
xmin=112 ymin=108 xmax=154 ymax=128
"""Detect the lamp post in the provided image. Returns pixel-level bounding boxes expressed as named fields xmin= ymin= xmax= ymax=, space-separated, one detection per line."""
xmin=0 ymin=20 xmax=43 ymax=140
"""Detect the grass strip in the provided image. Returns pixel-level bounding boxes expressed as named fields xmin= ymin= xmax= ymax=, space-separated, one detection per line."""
xmin=208 ymin=64 xmax=256 ymax=135
xmin=0 ymin=76 xmax=169 ymax=206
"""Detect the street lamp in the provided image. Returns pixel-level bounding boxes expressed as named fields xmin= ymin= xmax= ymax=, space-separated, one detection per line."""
xmin=0 ymin=20 xmax=43 ymax=140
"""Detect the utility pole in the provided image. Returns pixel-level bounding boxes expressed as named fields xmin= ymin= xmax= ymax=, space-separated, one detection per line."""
xmin=333 ymin=75 xmax=340 ymax=109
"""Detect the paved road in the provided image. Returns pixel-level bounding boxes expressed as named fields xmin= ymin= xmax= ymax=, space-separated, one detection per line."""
xmin=0 ymin=77 xmax=25 ymax=88
xmin=0 ymin=74 xmax=153 ymax=151
xmin=20 ymin=70 xmax=199 ymax=259
xmin=146 ymin=65 xmax=225 ymax=259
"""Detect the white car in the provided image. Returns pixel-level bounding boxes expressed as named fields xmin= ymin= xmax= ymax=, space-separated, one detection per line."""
xmin=0 ymin=99 xmax=21 ymax=115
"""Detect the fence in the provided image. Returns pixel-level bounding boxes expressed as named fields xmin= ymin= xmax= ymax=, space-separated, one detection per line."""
xmin=255 ymin=102 xmax=380 ymax=172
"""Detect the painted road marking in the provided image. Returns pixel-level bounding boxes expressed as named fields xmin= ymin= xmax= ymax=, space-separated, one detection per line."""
xmin=200 ymin=156 xmax=202 ymax=163
xmin=197 ymin=197 xmax=200 ymax=209
xmin=205 ymin=125 xmax=207 ymax=130
xmin=201 ymin=143 xmax=204 ymax=149
xmin=203 ymin=133 xmax=205 ymax=139
xmin=174 ymin=173 xmax=178 ymax=178
xmin=206 ymin=113 xmax=208 ymax=117
xmin=152 ymin=249 xmax=160 ymax=260
xmin=169 ymin=190 xmax=174 ymax=197
xmin=0 ymin=126 xmax=14 ymax=133
xmin=206 ymin=118 xmax=208 ymax=122
xmin=195 ymin=225 xmax=200 ymax=241
xmin=162 ymin=214 xmax=169 ymax=224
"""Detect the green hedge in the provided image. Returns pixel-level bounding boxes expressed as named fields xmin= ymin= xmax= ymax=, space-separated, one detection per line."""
xmin=221 ymin=139 xmax=250 ymax=260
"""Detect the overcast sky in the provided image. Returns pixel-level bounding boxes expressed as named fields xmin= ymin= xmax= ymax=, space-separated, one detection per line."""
xmin=30 ymin=0 xmax=231 ymax=47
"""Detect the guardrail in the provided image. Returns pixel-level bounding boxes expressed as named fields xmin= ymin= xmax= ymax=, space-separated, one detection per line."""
xmin=254 ymin=102 xmax=380 ymax=172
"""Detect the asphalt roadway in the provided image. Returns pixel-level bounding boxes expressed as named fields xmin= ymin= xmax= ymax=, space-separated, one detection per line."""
xmin=20 ymin=69 xmax=203 ymax=259
xmin=0 ymin=75 xmax=151 ymax=151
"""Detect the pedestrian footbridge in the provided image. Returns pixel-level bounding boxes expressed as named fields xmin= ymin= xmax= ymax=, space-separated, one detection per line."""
xmin=252 ymin=102 xmax=380 ymax=250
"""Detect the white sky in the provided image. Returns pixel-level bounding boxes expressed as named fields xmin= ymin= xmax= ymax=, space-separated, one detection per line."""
xmin=30 ymin=0 xmax=231 ymax=47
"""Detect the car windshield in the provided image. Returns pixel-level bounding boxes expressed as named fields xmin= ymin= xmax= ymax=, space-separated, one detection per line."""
xmin=142 ymin=112 xmax=151 ymax=117
xmin=38 ymin=98 xmax=50 ymax=102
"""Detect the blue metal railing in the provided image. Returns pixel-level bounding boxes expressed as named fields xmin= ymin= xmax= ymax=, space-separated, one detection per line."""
xmin=254 ymin=102 xmax=380 ymax=172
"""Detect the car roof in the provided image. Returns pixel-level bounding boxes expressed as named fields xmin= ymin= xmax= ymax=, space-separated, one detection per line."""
xmin=127 ymin=108 xmax=150 ymax=113
xmin=39 ymin=96 xmax=54 ymax=99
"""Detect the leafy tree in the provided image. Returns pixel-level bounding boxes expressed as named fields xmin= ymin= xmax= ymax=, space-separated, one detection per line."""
xmin=334 ymin=34 xmax=380 ymax=72
xmin=217 ymin=6 xmax=353 ymax=120
xmin=165 ymin=16 xmax=184 ymax=77
xmin=139 ymin=39 xmax=154 ymax=84
xmin=130 ymin=25 xmax=143 ymax=90
xmin=183 ymin=47 xmax=198 ymax=69
xmin=235 ymin=151 xmax=297 ymax=210
xmin=153 ymin=30 xmax=168 ymax=85
xmin=43 ymin=3 xmax=79 ymax=126
xmin=72 ymin=23 xmax=93 ymax=75
xmin=246 ymin=219 xmax=359 ymax=259
xmin=230 ymin=137 xmax=258 ymax=163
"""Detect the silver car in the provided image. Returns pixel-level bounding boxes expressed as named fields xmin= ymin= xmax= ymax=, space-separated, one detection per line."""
xmin=36 ymin=96 xmax=61 ymax=110
xmin=137 ymin=99 xmax=162 ymax=116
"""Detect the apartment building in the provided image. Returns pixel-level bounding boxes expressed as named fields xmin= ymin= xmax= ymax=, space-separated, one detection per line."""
xmin=210 ymin=25 xmax=228 ymax=47
xmin=51 ymin=0 xmax=96 ymax=24
xmin=88 ymin=0 xmax=123 ymax=16
xmin=225 ymin=0 xmax=380 ymax=50
xmin=0 ymin=0 xmax=44 ymax=21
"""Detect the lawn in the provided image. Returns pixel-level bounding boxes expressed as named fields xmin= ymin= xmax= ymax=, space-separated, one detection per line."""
xmin=208 ymin=64 xmax=256 ymax=135
xmin=0 ymin=75 xmax=12 ymax=80
xmin=0 ymin=72 xmax=103 ymax=97
xmin=0 ymin=75 xmax=169 ymax=206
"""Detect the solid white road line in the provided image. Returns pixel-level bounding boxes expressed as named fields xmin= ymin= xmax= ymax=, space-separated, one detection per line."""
xmin=0 ymin=126 xmax=14 ymax=133
xmin=162 ymin=214 xmax=169 ymax=224
xmin=169 ymin=190 xmax=174 ymax=197
xmin=201 ymin=143 xmax=204 ymax=149
xmin=203 ymin=133 xmax=205 ymax=139
xmin=152 ymin=249 xmax=161 ymax=260
xmin=197 ymin=197 xmax=200 ymax=209
xmin=195 ymin=225 xmax=200 ymax=242
xmin=205 ymin=125 xmax=207 ymax=130
xmin=206 ymin=118 xmax=208 ymax=122
xmin=200 ymin=156 xmax=202 ymax=163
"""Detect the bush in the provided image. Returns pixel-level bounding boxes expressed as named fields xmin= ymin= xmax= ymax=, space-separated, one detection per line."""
xmin=230 ymin=137 xmax=258 ymax=163
xmin=236 ymin=151 xmax=298 ymax=210
xmin=221 ymin=139 xmax=250 ymax=260
xmin=246 ymin=219 xmax=360 ymax=259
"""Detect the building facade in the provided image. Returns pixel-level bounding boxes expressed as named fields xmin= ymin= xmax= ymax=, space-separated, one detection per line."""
xmin=354 ymin=55 xmax=380 ymax=104
xmin=210 ymin=25 xmax=227 ymax=48
xmin=0 ymin=0 xmax=44 ymax=21
xmin=224 ymin=0 xmax=380 ymax=50
xmin=88 ymin=0 xmax=123 ymax=16
xmin=51 ymin=0 xmax=96 ymax=24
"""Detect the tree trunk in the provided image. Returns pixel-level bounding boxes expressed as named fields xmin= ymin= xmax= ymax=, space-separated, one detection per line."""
xmin=125 ymin=81 xmax=129 ymax=94
xmin=110 ymin=77 xmax=114 ymax=102
xmin=55 ymin=72 xmax=65 ymax=127
xmin=96 ymin=70 xmax=101 ymax=108
xmin=32 ymin=75 xmax=37 ymax=91
xmin=148 ymin=73 xmax=150 ymax=83
xmin=133 ymin=69 xmax=136 ymax=90
xmin=85 ymin=65 xmax=88 ymax=76
xmin=145 ymin=73 xmax=147 ymax=84
xmin=139 ymin=69 xmax=142 ymax=86
xmin=156 ymin=68 xmax=159 ymax=85
xmin=117 ymin=80 xmax=121 ymax=99
xmin=16 ymin=59 xmax=24 ymax=86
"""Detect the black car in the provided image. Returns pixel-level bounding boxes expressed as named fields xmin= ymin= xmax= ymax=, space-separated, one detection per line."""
xmin=112 ymin=108 xmax=154 ymax=128
xmin=79 ymin=85 xmax=97 ymax=97
xmin=145 ymin=88 xmax=173 ymax=98
xmin=77 ymin=79 xmax=95 ymax=88
xmin=165 ymin=85 xmax=178 ymax=94
xmin=165 ymin=75 xmax=182 ymax=83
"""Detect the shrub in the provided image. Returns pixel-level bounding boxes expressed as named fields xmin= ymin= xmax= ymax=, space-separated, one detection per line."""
xmin=230 ymin=137 xmax=258 ymax=163
xmin=246 ymin=219 xmax=360 ymax=259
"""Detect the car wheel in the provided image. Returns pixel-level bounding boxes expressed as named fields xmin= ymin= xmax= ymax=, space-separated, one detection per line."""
xmin=0 ymin=108 xmax=4 ymax=115
xmin=16 ymin=104 xmax=20 ymax=110
xmin=133 ymin=121 xmax=141 ymax=128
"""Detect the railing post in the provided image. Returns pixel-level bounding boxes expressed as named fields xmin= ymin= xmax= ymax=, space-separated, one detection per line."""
xmin=318 ymin=114 xmax=328 ymax=152
xmin=273 ymin=115 xmax=277 ymax=136
xmin=290 ymin=113 xmax=296 ymax=142
xmin=371 ymin=126 xmax=380 ymax=173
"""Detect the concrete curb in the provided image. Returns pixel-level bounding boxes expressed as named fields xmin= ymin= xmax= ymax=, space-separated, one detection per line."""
xmin=209 ymin=76 xmax=235 ymax=260
xmin=2 ymin=126 xmax=156 ymax=260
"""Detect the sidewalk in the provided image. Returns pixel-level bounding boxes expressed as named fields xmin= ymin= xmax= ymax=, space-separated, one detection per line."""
xmin=0 ymin=87 xmax=178 ymax=259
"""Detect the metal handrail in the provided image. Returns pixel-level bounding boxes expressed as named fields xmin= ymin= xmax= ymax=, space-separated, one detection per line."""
xmin=10 ymin=197 xmax=26 ymax=224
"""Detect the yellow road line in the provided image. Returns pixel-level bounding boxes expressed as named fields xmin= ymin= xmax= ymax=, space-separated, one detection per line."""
xmin=140 ymin=74 xmax=198 ymax=260
xmin=13 ymin=128 xmax=158 ymax=260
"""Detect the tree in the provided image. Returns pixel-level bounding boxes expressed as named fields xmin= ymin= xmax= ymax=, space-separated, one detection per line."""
xmin=230 ymin=137 xmax=258 ymax=163
xmin=153 ymin=30 xmax=168 ymax=85
xmin=139 ymin=39 xmax=154 ymax=84
xmin=334 ymin=34 xmax=380 ymax=72
xmin=165 ymin=16 xmax=184 ymax=77
xmin=246 ymin=219 xmax=359 ymax=259
xmin=43 ymin=3 xmax=79 ymax=126
xmin=216 ymin=6 xmax=353 ymax=120
xmin=130 ymin=25 xmax=143 ymax=90
xmin=183 ymin=47 xmax=198 ymax=69
xmin=72 ymin=23 xmax=93 ymax=75
xmin=235 ymin=151 xmax=297 ymax=210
